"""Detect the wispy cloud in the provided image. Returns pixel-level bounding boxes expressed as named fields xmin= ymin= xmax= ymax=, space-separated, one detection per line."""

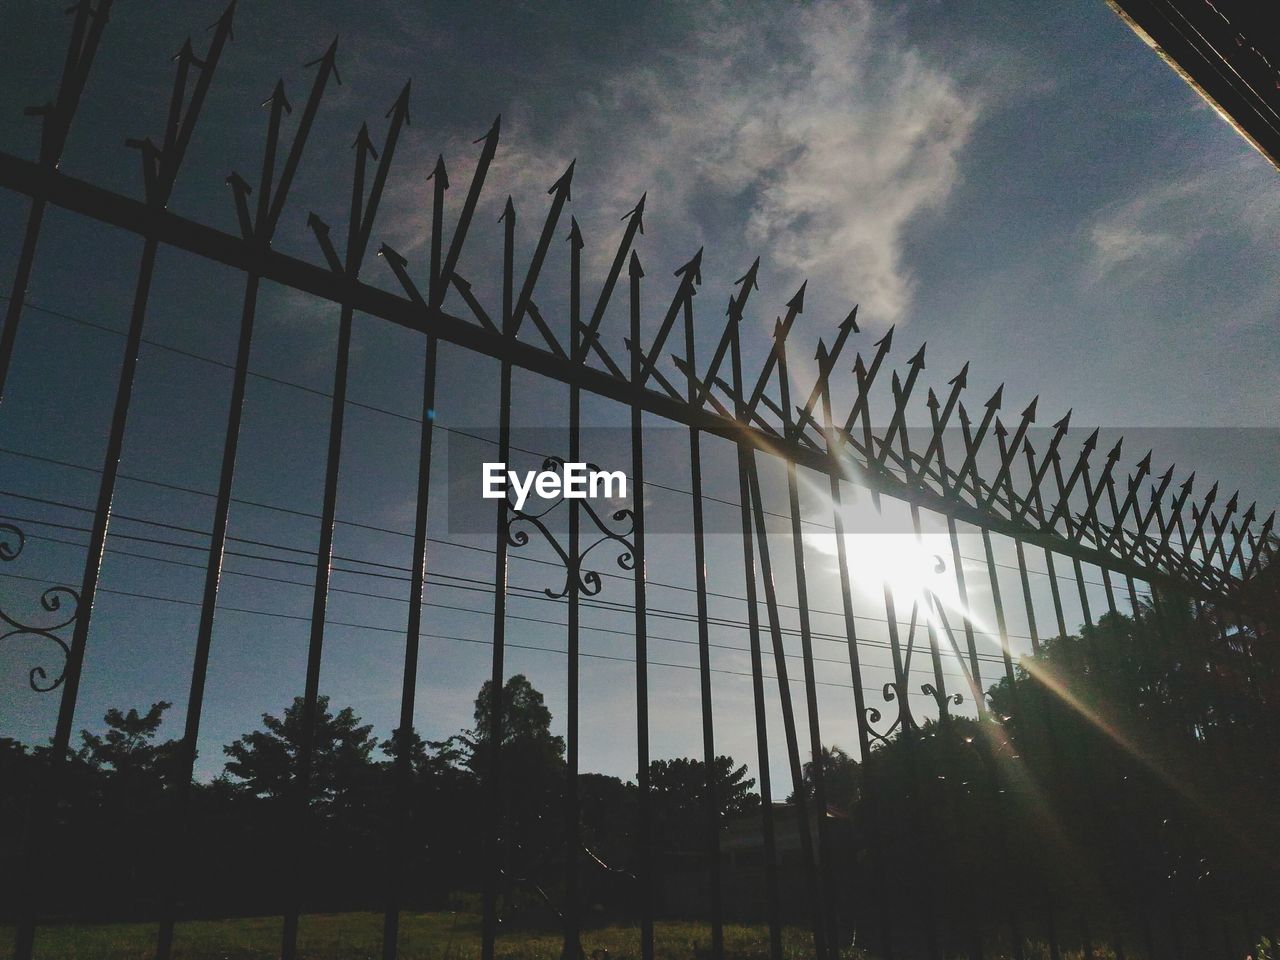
xmin=583 ymin=1 xmax=981 ymax=323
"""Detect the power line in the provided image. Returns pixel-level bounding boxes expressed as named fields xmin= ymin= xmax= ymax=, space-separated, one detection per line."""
xmin=0 ymin=293 xmax=1151 ymax=591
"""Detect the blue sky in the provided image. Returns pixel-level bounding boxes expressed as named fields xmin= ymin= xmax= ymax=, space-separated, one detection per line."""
xmin=1 ymin=0 xmax=1277 ymax=786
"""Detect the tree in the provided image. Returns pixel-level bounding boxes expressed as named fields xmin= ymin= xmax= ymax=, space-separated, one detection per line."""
xmin=222 ymin=695 xmax=378 ymax=807
xmin=790 ymin=745 xmax=860 ymax=811
xmin=78 ymin=700 xmax=182 ymax=794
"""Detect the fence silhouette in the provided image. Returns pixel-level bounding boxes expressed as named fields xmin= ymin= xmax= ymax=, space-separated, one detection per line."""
xmin=1 ymin=4 xmax=1277 ymax=960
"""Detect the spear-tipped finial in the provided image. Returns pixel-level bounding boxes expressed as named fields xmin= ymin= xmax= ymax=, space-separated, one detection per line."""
xmin=1137 ymin=449 xmax=1153 ymax=473
xmin=815 ymin=338 xmax=829 ymax=363
xmin=1223 ymin=491 xmax=1239 ymax=513
xmin=623 ymin=192 xmax=646 ymax=233
xmin=304 ymin=37 xmax=342 ymax=84
xmin=628 ymin=250 xmax=644 ymax=278
xmin=840 ymin=305 xmax=860 ymax=334
xmin=1180 ymin=472 xmax=1196 ymax=494
xmin=1053 ymin=409 xmax=1072 ymax=434
xmin=263 ymin=79 xmax=292 ymax=113
xmin=567 ymin=216 xmax=584 ymax=249
xmin=352 ymin=122 xmax=378 ymax=158
xmin=1106 ymin=437 xmax=1123 ymax=461
xmin=1081 ymin=427 xmax=1099 ymax=451
xmin=476 ymin=114 xmax=501 ymax=145
xmin=1204 ymin=481 xmax=1218 ymax=503
xmin=787 ymin=280 xmax=808 ymax=312
xmin=387 ymin=79 xmax=412 ymax=124
xmin=674 ymin=247 xmax=703 ymax=284
xmin=907 ymin=342 xmax=926 ymax=370
xmin=211 ymin=0 xmax=237 ymax=37
xmin=926 ymin=387 xmax=940 ymax=411
xmin=957 ymin=401 xmax=970 ymax=428
xmin=1022 ymin=396 xmax=1038 ymax=421
xmin=994 ymin=417 xmax=1008 ymax=439
xmin=499 ymin=195 xmax=515 ymax=223
xmin=735 ymin=257 xmax=761 ymax=292
xmin=549 ymin=159 xmax=576 ymax=200
xmin=173 ymin=37 xmax=196 ymax=64
xmin=985 ymin=384 xmax=1004 ymax=410
xmin=948 ymin=362 xmax=969 ymax=388
xmin=429 ymin=154 xmax=449 ymax=189
xmin=875 ymin=325 xmax=894 ymax=349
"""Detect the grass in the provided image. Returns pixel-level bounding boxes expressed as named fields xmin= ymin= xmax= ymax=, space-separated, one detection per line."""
xmin=0 ymin=912 xmax=854 ymax=960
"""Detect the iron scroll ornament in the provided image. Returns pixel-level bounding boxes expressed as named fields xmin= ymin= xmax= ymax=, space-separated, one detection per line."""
xmin=0 ymin=522 xmax=79 ymax=693
xmin=502 ymin=457 xmax=636 ymax=599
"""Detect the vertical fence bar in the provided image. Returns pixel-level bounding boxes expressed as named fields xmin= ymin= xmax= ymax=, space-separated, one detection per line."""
xmin=745 ymin=460 xmax=828 ymax=960
xmin=775 ymin=335 xmax=841 ymax=956
xmin=480 ymin=196 xmax=517 ymax=960
xmin=726 ymin=307 xmax=782 ymax=960
xmin=627 ymin=252 xmax=655 ymax=960
xmin=680 ymin=277 xmax=725 ymax=960
xmin=562 ymin=216 xmax=584 ymax=960
xmin=12 ymin=16 xmax=235 ymax=955
xmin=817 ymin=361 xmax=893 ymax=960
xmin=0 ymin=0 xmax=112 ymax=403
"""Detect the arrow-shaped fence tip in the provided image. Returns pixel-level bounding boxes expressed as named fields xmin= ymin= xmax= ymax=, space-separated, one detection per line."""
xmin=476 ymin=114 xmax=501 ymax=145
xmin=1180 ymin=472 xmax=1196 ymax=493
xmin=986 ymin=384 xmax=1004 ymax=410
xmin=1106 ymin=437 xmax=1123 ymax=460
xmin=948 ymin=361 xmax=970 ymax=388
xmin=1224 ymin=491 xmax=1239 ymax=512
xmin=815 ymin=338 xmax=829 ymax=362
xmin=306 ymin=37 xmax=341 ymax=82
xmin=1053 ymin=409 xmax=1072 ymax=433
xmin=429 ymin=154 xmax=449 ymax=189
xmin=225 ymin=171 xmax=251 ymax=193
xmin=212 ymin=0 xmax=237 ymax=36
xmin=675 ymin=247 xmax=703 ymax=283
xmin=628 ymin=250 xmax=645 ymax=278
xmin=567 ymin=217 xmax=584 ymax=248
xmin=1138 ymin=449 xmax=1153 ymax=472
xmin=788 ymin=280 xmax=808 ymax=312
xmin=263 ymin=79 xmax=292 ymax=113
xmin=1082 ymin=427 xmax=1100 ymax=450
xmin=926 ymin=387 xmax=939 ymax=410
xmin=957 ymin=401 xmax=971 ymax=427
xmin=994 ymin=417 xmax=1008 ymax=438
xmin=1020 ymin=395 xmax=1037 ymax=421
xmin=624 ymin=192 xmax=647 ymax=228
xmin=908 ymin=342 xmax=926 ymax=368
xmin=387 ymin=79 xmax=412 ymax=124
xmin=875 ymin=325 xmax=894 ymax=349
xmin=735 ymin=257 xmax=762 ymax=291
xmin=841 ymin=305 xmax=860 ymax=334
xmin=352 ymin=122 xmax=378 ymax=158
xmin=306 ymin=211 xmax=327 ymax=232
xmin=499 ymin=195 xmax=515 ymax=223
xmin=173 ymin=37 xmax=195 ymax=63
xmin=1205 ymin=481 xmax=1219 ymax=502
xmin=550 ymin=159 xmax=576 ymax=199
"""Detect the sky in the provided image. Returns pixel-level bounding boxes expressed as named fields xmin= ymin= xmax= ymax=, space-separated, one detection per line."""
xmin=1 ymin=0 xmax=1278 ymax=789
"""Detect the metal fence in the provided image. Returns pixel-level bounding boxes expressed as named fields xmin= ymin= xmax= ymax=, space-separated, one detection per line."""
xmin=1 ymin=5 xmax=1277 ymax=960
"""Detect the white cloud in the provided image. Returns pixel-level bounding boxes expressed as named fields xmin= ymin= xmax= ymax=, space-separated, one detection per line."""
xmin=1087 ymin=151 xmax=1280 ymax=282
xmin=579 ymin=1 xmax=981 ymax=323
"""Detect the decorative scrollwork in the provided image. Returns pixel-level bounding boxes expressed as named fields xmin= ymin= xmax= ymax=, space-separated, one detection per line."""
xmin=0 ymin=522 xmax=79 ymax=693
xmin=501 ymin=458 xmax=636 ymax=600
xmin=921 ymin=681 xmax=964 ymax=715
xmin=864 ymin=680 xmax=908 ymax=747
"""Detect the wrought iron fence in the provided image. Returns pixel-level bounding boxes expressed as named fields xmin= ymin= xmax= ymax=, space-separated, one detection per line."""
xmin=1 ymin=4 xmax=1277 ymax=960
